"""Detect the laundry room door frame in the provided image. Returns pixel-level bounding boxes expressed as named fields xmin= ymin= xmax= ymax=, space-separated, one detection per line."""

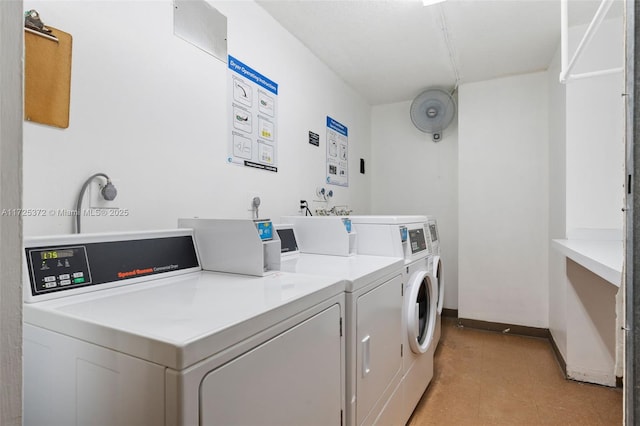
xmin=626 ymin=0 xmax=638 ymax=423
xmin=0 ymin=0 xmax=24 ymax=424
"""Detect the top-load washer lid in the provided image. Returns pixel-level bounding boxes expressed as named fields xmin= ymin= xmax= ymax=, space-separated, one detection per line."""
xmin=280 ymin=253 xmax=403 ymax=293
xmin=23 ymin=229 xmax=346 ymax=370
xmin=24 ymin=270 xmax=346 ymax=370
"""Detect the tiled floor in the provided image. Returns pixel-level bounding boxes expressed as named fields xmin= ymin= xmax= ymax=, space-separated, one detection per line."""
xmin=408 ymin=318 xmax=623 ymax=425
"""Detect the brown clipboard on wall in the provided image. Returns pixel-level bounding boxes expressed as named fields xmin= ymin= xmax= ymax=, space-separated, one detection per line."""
xmin=24 ymin=24 xmax=73 ymax=129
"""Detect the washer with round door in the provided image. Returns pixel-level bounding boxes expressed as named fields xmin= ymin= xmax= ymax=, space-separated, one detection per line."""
xmin=426 ymin=216 xmax=444 ymax=347
xmin=403 ymin=256 xmax=437 ymax=417
xmin=349 ymin=215 xmax=437 ymax=423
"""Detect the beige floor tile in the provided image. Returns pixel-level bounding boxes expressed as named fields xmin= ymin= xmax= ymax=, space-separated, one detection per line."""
xmin=479 ymin=369 xmax=537 ymax=403
xmin=409 ymin=381 xmax=481 ymax=426
xmin=582 ymin=383 xmax=623 ymax=425
xmin=407 ymin=319 xmax=622 ymax=426
xmin=526 ymin=350 xmax=566 ymax=386
xmin=536 ymin=405 xmax=605 ymax=426
xmin=479 ymin=394 xmax=541 ymax=425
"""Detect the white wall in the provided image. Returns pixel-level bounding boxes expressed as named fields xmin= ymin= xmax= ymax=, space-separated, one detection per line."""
xmin=22 ymin=0 xmax=372 ymax=236
xmin=566 ymin=18 xmax=624 ymax=232
xmin=0 ymin=1 xmax=23 ymax=424
xmin=548 ymin=42 xmax=568 ymax=359
xmin=458 ymin=72 xmax=549 ymax=328
xmin=566 ymin=259 xmax=618 ymax=386
xmin=370 ymin=100 xmax=458 ymax=309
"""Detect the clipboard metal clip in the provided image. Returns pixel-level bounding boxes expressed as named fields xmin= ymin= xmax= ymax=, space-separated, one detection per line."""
xmin=24 ymin=9 xmax=58 ymax=42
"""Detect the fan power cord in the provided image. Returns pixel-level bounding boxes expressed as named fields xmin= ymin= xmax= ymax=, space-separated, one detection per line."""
xmin=75 ymin=173 xmax=118 ymax=233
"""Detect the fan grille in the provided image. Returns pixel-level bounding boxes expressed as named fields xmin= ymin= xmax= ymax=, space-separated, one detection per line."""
xmin=410 ymin=88 xmax=456 ymax=138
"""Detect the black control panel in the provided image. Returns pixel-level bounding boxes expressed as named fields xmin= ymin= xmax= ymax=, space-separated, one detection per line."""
xmin=428 ymin=223 xmax=438 ymax=243
xmin=277 ymin=228 xmax=298 ymax=254
xmin=409 ymin=228 xmax=428 ymax=254
xmin=28 ymin=246 xmax=92 ymax=293
xmin=26 ymin=235 xmax=200 ymax=296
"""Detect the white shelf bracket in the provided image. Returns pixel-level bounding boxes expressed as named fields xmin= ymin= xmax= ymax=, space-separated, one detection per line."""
xmin=559 ymin=0 xmax=622 ymax=84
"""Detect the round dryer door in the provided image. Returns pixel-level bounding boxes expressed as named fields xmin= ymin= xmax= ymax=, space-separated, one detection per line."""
xmin=433 ymin=256 xmax=444 ymax=315
xmin=407 ymin=271 xmax=437 ymax=354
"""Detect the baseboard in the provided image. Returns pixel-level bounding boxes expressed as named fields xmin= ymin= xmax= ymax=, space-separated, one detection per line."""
xmin=457 ymin=317 xmax=550 ymax=339
xmin=548 ymin=334 xmax=568 ymax=378
xmin=442 ymin=308 xmax=458 ymax=318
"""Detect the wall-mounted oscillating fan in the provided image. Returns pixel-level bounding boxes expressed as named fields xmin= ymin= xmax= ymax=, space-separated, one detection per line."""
xmin=410 ymin=88 xmax=456 ymax=142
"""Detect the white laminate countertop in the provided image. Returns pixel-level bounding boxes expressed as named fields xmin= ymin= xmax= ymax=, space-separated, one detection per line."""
xmin=552 ymin=238 xmax=623 ymax=287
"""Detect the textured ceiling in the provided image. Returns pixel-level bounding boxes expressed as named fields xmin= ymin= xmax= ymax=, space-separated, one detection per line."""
xmin=257 ymin=0 xmax=624 ymax=105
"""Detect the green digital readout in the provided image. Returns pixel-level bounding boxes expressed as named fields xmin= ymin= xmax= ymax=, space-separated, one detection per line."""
xmin=40 ymin=249 xmax=74 ymax=260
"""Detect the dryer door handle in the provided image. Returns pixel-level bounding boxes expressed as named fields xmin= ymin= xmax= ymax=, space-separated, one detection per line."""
xmin=362 ymin=335 xmax=371 ymax=377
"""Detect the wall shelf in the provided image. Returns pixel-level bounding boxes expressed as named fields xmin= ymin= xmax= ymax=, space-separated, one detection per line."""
xmin=552 ymin=238 xmax=622 ymax=287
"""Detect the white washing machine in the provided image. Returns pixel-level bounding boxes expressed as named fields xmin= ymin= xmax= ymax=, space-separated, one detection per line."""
xmin=277 ymin=219 xmax=404 ymax=426
xmin=426 ymin=216 xmax=444 ymax=347
xmin=349 ymin=215 xmax=437 ymax=424
xmin=23 ymin=228 xmax=347 ymax=426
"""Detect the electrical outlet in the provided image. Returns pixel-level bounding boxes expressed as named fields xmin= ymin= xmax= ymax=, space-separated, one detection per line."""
xmin=89 ymin=179 xmax=119 ymax=209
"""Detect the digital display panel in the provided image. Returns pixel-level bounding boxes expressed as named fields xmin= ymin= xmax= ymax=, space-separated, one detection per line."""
xmin=40 ymin=249 xmax=75 ymax=260
xmin=409 ymin=228 xmax=427 ymax=254
xmin=399 ymin=226 xmax=408 ymax=242
xmin=28 ymin=246 xmax=92 ymax=294
xmin=277 ymin=228 xmax=298 ymax=253
xmin=429 ymin=223 xmax=438 ymax=242
xmin=255 ymin=220 xmax=273 ymax=241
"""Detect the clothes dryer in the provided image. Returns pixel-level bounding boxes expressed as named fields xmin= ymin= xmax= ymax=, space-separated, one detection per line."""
xmin=277 ymin=220 xmax=404 ymax=426
xmin=426 ymin=216 xmax=444 ymax=347
xmin=23 ymin=229 xmax=346 ymax=426
xmin=349 ymin=215 xmax=437 ymax=424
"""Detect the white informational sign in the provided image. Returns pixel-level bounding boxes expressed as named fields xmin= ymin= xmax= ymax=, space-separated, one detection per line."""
xmin=227 ymin=55 xmax=278 ymax=172
xmin=326 ymin=116 xmax=348 ymax=186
